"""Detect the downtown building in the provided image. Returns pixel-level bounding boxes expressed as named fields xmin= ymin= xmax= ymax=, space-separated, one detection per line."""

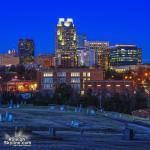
xmin=76 ymin=34 xmax=95 ymax=67
xmin=38 ymin=68 xmax=135 ymax=96
xmin=55 ymin=18 xmax=77 ymax=68
xmin=0 ymin=50 xmax=19 ymax=67
xmin=39 ymin=68 xmax=104 ymax=95
xmin=35 ymin=54 xmax=55 ymax=68
xmin=110 ymin=44 xmax=142 ymax=67
xmin=77 ymin=48 xmax=95 ymax=67
xmin=85 ymin=41 xmax=110 ymax=70
xmin=77 ymin=34 xmax=87 ymax=48
xmin=18 ymin=39 xmax=35 ymax=64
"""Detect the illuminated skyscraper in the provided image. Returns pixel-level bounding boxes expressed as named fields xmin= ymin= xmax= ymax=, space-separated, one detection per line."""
xmin=85 ymin=41 xmax=110 ymax=70
xmin=110 ymin=44 xmax=142 ymax=66
xmin=18 ymin=39 xmax=35 ymax=64
xmin=55 ymin=18 xmax=77 ymax=68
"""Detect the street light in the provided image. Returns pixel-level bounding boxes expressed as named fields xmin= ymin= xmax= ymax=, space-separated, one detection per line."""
xmin=145 ymin=89 xmax=150 ymax=121
xmin=145 ymin=89 xmax=150 ymax=109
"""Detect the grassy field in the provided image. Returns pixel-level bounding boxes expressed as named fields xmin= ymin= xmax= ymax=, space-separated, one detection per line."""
xmin=0 ymin=106 xmax=150 ymax=150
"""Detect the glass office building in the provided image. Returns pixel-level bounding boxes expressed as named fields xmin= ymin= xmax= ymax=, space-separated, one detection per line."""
xmin=110 ymin=44 xmax=142 ymax=66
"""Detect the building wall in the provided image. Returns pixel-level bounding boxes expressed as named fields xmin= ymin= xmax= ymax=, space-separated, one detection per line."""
xmin=36 ymin=54 xmax=55 ymax=68
xmin=0 ymin=54 xmax=19 ymax=66
xmin=40 ymin=68 xmax=104 ymax=94
xmin=85 ymin=41 xmax=110 ymax=70
xmin=84 ymin=80 xmax=134 ymax=95
xmin=77 ymin=48 xmax=95 ymax=67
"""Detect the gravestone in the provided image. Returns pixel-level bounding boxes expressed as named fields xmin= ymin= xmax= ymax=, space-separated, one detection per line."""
xmin=8 ymin=100 xmax=13 ymax=109
xmin=50 ymin=105 xmax=56 ymax=111
xmin=71 ymin=120 xmax=80 ymax=128
xmin=17 ymin=103 xmax=20 ymax=108
xmin=7 ymin=113 xmax=13 ymax=122
xmin=90 ymin=109 xmax=96 ymax=116
xmin=86 ymin=108 xmax=89 ymax=114
xmin=0 ymin=114 xmax=2 ymax=122
xmin=123 ymin=127 xmax=135 ymax=140
xmin=48 ymin=127 xmax=56 ymax=136
xmin=80 ymin=128 xmax=84 ymax=135
xmin=75 ymin=107 xmax=78 ymax=112
xmin=78 ymin=104 xmax=82 ymax=112
xmin=60 ymin=105 xmax=65 ymax=111
xmin=5 ymin=112 xmax=8 ymax=121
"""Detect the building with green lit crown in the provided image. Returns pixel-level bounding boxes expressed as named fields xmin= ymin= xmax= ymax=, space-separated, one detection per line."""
xmin=55 ymin=18 xmax=77 ymax=68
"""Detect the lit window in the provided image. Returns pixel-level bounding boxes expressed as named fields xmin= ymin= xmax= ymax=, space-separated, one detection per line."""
xmin=71 ymin=72 xmax=80 ymax=77
xmin=88 ymin=85 xmax=92 ymax=87
xmin=71 ymin=78 xmax=80 ymax=83
xmin=87 ymin=72 xmax=91 ymax=77
xmin=43 ymin=72 xmax=53 ymax=77
xmin=83 ymin=72 xmax=86 ymax=77
xmin=116 ymin=85 xmax=121 ymax=87
xmin=107 ymin=85 xmax=111 ymax=87
xmin=81 ymin=90 xmax=85 ymax=95
xmin=57 ymin=72 xmax=66 ymax=77
xmin=97 ymin=85 xmax=101 ymax=87
xmin=125 ymin=85 xmax=130 ymax=87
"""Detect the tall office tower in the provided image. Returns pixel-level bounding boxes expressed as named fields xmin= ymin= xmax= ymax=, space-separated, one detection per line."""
xmin=85 ymin=41 xmax=110 ymax=70
xmin=110 ymin=44 xmax=142 ymax=67
xmin=77 ymin=34 xmax=87 ymax=48
xmin=18 ymin=39 xmax=35 ymax=64
xmin=77 ymin=48 xmax=95 ymax=67
xmin=55 ymin=18 xmax=77 ymax=68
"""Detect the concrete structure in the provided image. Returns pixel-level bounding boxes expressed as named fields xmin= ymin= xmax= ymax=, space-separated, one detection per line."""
xmin=85 ymin=41 xmax=109 ymax=70
xmin=55 ymin=18 xmax=77 ymax=68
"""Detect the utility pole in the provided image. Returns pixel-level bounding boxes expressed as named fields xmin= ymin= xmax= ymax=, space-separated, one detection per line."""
xmin=145 ymin=89 xmax=150 ymax=109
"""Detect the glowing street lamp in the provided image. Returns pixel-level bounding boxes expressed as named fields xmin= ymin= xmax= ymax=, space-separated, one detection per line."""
xmin=144 ymin=73 xmax=148 ymax=77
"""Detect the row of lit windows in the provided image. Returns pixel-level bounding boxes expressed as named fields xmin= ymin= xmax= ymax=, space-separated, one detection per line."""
xmin=71 ymin=78 xmax=80 ymax=83
xmin=43 ymin=84 xmax=53 ymax=89
xmin=44 ymin=72 xmax=91 ymax=77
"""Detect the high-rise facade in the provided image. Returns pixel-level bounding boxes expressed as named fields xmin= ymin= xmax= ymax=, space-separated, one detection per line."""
xmin=77 ymin=48 xmax=95 ymax=67
xmin=110 ymin=44 xmax=142 ymax=67
xmin=85 ymin=41 xmax=110 ymax=70
xmin=36 ymin=54 xmax=55 ymax=68
xmin=55 ymin=18 xmax=77 ymax=68
xmin=18 ymin=39 xmax=35 ymax=64
xmin=77 ymin=34 xmax=87 ymax=48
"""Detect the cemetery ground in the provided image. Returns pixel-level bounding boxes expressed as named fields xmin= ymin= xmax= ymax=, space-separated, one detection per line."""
xmin=0 ymin=106 xmax=150 ymax=150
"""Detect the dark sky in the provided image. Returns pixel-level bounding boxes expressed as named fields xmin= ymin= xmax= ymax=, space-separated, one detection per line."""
xmin=0 ymin=0 xmax=149 ymax=62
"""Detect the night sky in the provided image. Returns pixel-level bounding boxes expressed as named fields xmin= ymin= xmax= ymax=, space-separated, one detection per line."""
xmin=0 ymin=0 xmax=149 ymax=62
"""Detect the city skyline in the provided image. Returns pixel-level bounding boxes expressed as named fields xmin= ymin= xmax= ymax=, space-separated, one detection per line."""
xmin=0 ymin=0 xmax=149 ymax=62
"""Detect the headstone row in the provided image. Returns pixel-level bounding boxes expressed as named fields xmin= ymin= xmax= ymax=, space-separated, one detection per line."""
xmin=0 ymin=112 xmax=14 ymax=122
